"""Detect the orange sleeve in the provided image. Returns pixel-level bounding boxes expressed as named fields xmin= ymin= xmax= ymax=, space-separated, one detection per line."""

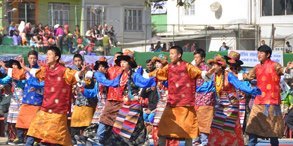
xmin=156 ymin=65 xmax=168 ymax=81
xmin=148 ymin=70 xmax=157 ymax=77
xmin=11 ymin=68 xmax=26 ymax=80
xmin=63 ymin=68 xmax=79 ymax=85
xmin=186 ymin=63 xmax=202 ymax=79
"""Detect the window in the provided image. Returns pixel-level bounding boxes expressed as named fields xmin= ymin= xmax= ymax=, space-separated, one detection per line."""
xmin=262 ymin=0 xmax=293 ymax=16
xmin=86 ymin=6 xmax=105 ymax=30
xmin=124 ymin=9 xmax=143 ymax=31
xmin=48 ymin=3 xmax=70 ymax=26
xmin=18 ymin=3 xmax=36 ymax=24
xmin=185 ymin=0 xmax=195 ymax=15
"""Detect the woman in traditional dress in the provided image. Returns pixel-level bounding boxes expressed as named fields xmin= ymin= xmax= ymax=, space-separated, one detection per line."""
xmin=105 ymin=54 xmax=156 ymax=145
xmin=205 ymin=55 xmax=261 ymax=146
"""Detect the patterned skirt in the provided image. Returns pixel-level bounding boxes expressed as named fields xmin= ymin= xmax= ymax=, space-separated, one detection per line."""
xmin=7 ymin=98 xmax=21 ymax=124
xmin=208 ymin=120 xmax=244 ymax=146
xmin=208 ymin=100 xmax=244 ymax=146
xmin=99 ymin=100 xmax=123 ymax=126
xmin=109 ymin=112 xmax=147 ymax=146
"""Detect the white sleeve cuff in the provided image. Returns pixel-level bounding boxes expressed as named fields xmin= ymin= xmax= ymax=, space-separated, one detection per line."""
xmin=85 ymin=71 xmax=93 ymax=79
xmin=75 ymin=71 xmax=81 ymax=82
xmin=238 ymin=73 xmax=244 ymax=80
xmin=284 ymin=67 xmax=288 ymax=74
xmin=29 ymin=68 xmax=38 ymax=77
xmin=7 ymin=68 xmax=13 ymax=77
xmin=201 ymin=71 xmax=212 ymax=81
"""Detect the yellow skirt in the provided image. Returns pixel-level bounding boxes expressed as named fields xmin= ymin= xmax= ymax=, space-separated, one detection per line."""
xmin=195 ymin=106 xmax=214 ymax=134
xmin=71 ymin=105 xmax=94 ymax=127
xmin=16 ymin=104 xmax=40 ymax=129
xmin=158 ymin=106 xmax=198 ymax=139
xmin=27 ymin=110 xmax=72 ymax=146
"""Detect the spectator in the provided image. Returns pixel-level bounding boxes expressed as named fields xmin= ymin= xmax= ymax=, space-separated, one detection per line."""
xmin=183 ymin=43 xmax=190 ymax=52
xmin=102 ymin=33 xmax=112 ymax=56
xmin=9 ymin=22 xmax=16 ymax=37
xmin=149 ymin=44 xmax=155 ymax=52
xmin=285 ymin=41 xmax=292 ymax=53
xmin=219 ymin=42 xmax=229 ymax=51
xmin=74 ymin=25 xmax=80 ymax=38
xmin=154 ymin=41 xmax=162 ymax=52
xmin=260 ymin=40 xmax=266 ymax=46
xmin=162 ymin=43 xmax=167 ymax=52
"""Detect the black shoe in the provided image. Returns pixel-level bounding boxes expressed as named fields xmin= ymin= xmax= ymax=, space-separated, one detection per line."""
xmin=13 ymin=139 xmax=25 ymax=145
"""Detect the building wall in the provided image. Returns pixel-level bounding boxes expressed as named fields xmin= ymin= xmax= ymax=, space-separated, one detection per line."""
xmin=37 ymin=0 xmax=81 ymax=31
xmin=151 ymin=14 xmax=167 ymax=32
xmin=82 ymin=0 xmax=151 ymax=44
xmin=167 ymin=0 xmax=249 ymax=26
xmin=254 ymin=0 xmax=293 ymax=47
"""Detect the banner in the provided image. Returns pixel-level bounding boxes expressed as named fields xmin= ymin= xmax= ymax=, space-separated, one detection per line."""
xmin=0 ymin=54 xmax=21 ymax=61
xmin=38 ymin=55 xmax=114 ymax=67
xmin=231 ymin=50 xmax=283 ymax=67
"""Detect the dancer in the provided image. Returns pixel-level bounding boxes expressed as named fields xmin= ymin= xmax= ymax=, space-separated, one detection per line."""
xmin=245 ymin=45 xmax=293 ymax=146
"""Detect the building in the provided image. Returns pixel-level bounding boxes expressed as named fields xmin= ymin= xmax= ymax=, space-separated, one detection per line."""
xmin=162 ymin=0 xmax=293 ymax=52
xmin=0 ymin=0 xmax=152 ymax=45
xmin=80 ymin=0 xmax=152 ymax=44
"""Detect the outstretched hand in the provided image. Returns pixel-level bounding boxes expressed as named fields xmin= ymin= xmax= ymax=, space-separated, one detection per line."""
xmin=18 ymin=57 xmax=26 ymax=68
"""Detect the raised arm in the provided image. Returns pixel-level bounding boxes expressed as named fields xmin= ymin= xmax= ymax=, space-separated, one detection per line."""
xmin=30 ymin=67 xmax=46 ymax=81
xmin=94 ymin=71 xmax=120 ymax=87
xmin=63 ymin=68 xmax=82 ymax=85
xmin=0 ymin=75 xmax=12 ymax=85
xmin=132 ymin=72 xmax=156 ymax=88
xmin=186 ymin=63 xmax=214 ymax=81
xmin=155 ymin=65 xmax=168 ymax=81
xmin=228 ymin=72 xmax=261 ymax=96
xmin=243 ymin=67 xmax=256 ymax=81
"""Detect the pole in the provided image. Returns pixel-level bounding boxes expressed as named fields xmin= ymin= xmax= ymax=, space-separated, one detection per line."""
xmin=271 ymin=24 xmax=275 ymax=50
xmin=25 ymin=3 xmax=27 ymax=23
xmin=75 ymin=5 xmax=77 ymax=25
xmin=145 ymin=23 xmax=147 ymax=52
xmin=205 ymin=25 xmax=208 ymax=52
xmin=238 ymin=23 xmax=240 ymax=50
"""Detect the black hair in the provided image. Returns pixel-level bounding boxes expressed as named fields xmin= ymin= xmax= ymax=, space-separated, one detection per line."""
xmin=170 ymin=45 xmax=183 ymax=57
xmin=146 ymin=59 xmax=152 ymax=63
xmin=115 ymin=52 xmax=123 ymax=55
xmin=93 ymin=61 xmax=109 ymax=70
xmin=27 ymin=50 xmax=38 ymax=58
xmin=5 ymin=59 xmax=22 ymax=69
xmin=257 ymin=45 xmax=272 ymax=58
xmin=193 ymin=48 xmax=206 ymax=58
xmin=73 ymin=54 xmax=83 ymax=62
xmin=47 ymin=46 xmax=61 ymax=62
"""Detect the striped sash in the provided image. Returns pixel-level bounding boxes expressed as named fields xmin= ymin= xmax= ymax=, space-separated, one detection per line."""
xmin=112 ymin=102 xmax=141 ymax=139
xmin=212 ymin=96 xmax=239 ymax=132
xmin=153 ymin=90 xmax=168 ymax=126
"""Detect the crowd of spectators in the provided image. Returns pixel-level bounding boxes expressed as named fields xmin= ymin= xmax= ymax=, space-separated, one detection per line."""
xmin=0 ymin=21 xmax=118 ymax=56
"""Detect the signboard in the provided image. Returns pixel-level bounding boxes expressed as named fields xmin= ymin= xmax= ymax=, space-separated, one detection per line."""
xmin=230 ymin=50 xmax=283 ymax=67
xmin=38 ymin=55 xmax=114 ymax=67
xmin=151 ymin=1 xmax=167 ymax=14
